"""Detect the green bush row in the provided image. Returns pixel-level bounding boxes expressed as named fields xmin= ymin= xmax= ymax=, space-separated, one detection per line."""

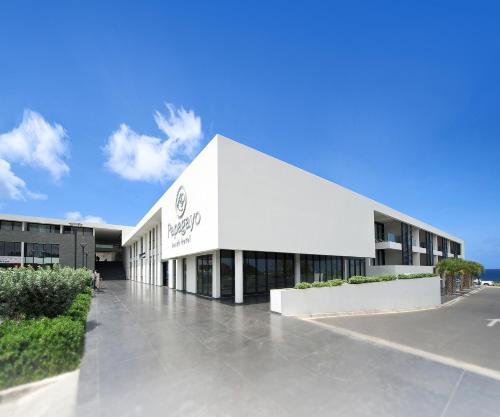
xmin=348 ymin=275 xmax=397 ymax=284
xmin=0 ymin=266 xmax=92 ymax=319
xmin=397 ymin=273 xmax=435 ymax=279
xmin=0 ymin=290 xmax=92 ymax=390
xmin=294 ymin=273 xmax=436 ymax=288
xmin=294 ymin=279 xmax=344 ymax=289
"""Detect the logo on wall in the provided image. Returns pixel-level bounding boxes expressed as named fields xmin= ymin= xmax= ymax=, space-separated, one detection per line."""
xmin=175 ymin=186 xmax=187 ymax=218
xmin=168 ymin=185 xmax=202 ymax=247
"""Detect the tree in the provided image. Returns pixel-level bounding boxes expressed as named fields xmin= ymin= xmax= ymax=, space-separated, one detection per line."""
xmin=436 ymin=258 xmax=462 ymax=294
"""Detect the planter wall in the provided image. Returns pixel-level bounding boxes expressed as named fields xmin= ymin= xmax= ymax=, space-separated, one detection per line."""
xmin=270 ymin=276 xmax=441 ymax=316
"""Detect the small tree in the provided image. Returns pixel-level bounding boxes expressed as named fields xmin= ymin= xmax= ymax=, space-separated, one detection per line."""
xmin=436 ymin=258 xmax=462 ymax=294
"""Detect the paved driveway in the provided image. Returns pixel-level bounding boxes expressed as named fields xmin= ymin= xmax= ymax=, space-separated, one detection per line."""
xmin=315 ymin=287 xmax=500 ymax=373
xmin=75 ymin=281 xmax=500 ymax=417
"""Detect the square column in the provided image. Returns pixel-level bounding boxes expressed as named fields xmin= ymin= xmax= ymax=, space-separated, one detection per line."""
xmin=168 ymin=259 xmax=175 ymax=289
xmin=294 ymin=253 xmax=301 ymax=285
xmin=212 ymin=251 xmax=221 ymax=298
xmin=235 ymin=250 xmax=244 ymax=304
xmin=176 ymin=258 xmax=183 ymax=290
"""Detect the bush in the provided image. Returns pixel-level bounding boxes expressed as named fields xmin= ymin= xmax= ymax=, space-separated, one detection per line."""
xmin=348 ymin=275 xmax=397 ymax=284
xmin=0 ymin=287 xmax=92 ymax=390
xmin=397 ymin=273 xmax=435 ymax=279
xmin=294 ymin=279 xmax=344 ymax=289
xmin=0 ymin=266 xmax=92 ymax=319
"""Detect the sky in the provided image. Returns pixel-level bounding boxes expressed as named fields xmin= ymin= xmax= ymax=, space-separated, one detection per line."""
xmin=0 ymin=0 xmax=499 ymax=267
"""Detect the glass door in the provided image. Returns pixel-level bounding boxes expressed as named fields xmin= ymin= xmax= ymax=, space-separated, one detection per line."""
xmin=182 ymin=258 xmax=187 ymax=291
xmin=196 ymin=255 xmax=212 ymax=297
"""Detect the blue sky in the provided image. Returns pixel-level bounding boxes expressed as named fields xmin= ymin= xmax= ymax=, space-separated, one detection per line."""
xmin=0 ymin=1 xmax=499 ymax=267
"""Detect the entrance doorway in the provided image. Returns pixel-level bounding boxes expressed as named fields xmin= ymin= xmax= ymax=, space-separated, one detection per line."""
xmin=182 ymin=258 xmax=187 ymax=291
xmin=162 ymin=261 xmax=168 ymax=286
xmin=196 ymin=255 xmax=212 ymax=297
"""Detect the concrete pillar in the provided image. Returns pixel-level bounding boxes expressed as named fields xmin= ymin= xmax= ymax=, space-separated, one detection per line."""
xmin=176 ymin=258 xmax=183 ymax=290
xmin=20 ymin=241 xmax=25 ymax=267
xmin=212 ymin=251 xmax=221 ymax=298
xmin=344 ymin=259 xmax=349 ymax=280
xmin=235 ymin=250 xmax=243 ymax=304
xmin=294 ymin=253 xmax=301 ymax=284
xmin=168 ymin=259 xmax=175 ymax=289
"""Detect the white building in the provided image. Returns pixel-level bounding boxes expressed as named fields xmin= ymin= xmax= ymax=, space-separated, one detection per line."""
xmin=122 ymin=135 xmax=464 ymax=303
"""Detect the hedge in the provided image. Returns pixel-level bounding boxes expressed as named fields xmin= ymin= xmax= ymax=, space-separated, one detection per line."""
xmin=294 ymin=279 xmax=344 ymax=289
xmin=397 ymin=273 xmax=435 ymax=279
xmin=0 ymin=266 xmax=92 ymax=319
xmin=348 ymin=275 xmax=397 ymax=284
xmin=0 ymin=289 xmax=92 ymax=390
xmin=293 ymin=273 xmax=436 ymax=289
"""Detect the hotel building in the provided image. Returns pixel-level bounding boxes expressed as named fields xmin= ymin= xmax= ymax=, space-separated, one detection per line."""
xmin=122 ymin=135 xmax=464 ymax=303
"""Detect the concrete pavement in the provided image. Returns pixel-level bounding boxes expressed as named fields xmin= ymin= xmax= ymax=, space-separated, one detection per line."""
xmin=74 ymin=281 xmax=500 ymax=417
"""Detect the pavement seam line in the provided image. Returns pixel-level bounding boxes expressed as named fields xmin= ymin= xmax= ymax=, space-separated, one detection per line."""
xmin=439 ymin=369 xmax=465 ymax=417
xmin=304 ymin=319 xmax=500 ymax=382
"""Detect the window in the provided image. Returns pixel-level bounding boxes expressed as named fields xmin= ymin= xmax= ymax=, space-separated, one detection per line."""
xmin=24 ymin=243 xmax=59 ymax=265
xmin=196 ymin=255 xmax=212 ymax=297
xmin=220 ymin=250 xmax=235 ymax=297
xmin=0 ymin=241 xmax=21 ymax=256
xmin=300 ymin=254 xmax=344 ymax=282
xmin=27 ymin=223 xmax=59 ymax=233
xmin=401 ymin=223 xmax=413 ymax=265
xmin=0 ymin=221 xmax=22 ymax=231
xmin=346 ymin=257 xmax=365 ymax=278
xmin=243 ymin=251 xmax=295 ymax=295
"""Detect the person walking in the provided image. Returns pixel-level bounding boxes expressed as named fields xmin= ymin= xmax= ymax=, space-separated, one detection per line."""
xmin=92 ymin=270 xmax=97 ymax=290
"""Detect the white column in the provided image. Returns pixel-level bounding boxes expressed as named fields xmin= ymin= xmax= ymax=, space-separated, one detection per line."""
xmin=234 ymin=250 xmax=243 ymax=304
xmin=212 ymin=251 xmax=221 ymax=298
xmin=168 ymin=259 xmax=175 ymax=289
xmin=294 ymin=253 xmax=301 ymax=285
xmin=20 ymin=241 xmax=25 ymax=267
xmin=176 ymin=258 xmax=183 ymax=290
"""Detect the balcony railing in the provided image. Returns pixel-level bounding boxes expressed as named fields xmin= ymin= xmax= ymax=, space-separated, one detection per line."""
xmin=375 ymin=233 xmax=401 ymax=243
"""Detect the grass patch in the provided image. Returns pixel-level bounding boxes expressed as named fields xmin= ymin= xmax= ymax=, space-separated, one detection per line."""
xmin=294 ymin=279 xmax=344 ymax=289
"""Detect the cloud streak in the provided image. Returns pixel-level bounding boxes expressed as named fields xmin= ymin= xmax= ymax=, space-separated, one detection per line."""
xmin=0 ymin=110 xmax=69 ymax=200
xmin=65 ymin=211 xmax=106 ymax=224
xmin=104 ymin=103 xmax=203 ymax=182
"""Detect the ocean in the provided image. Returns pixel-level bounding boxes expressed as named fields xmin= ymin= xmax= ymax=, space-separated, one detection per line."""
xmin=480 ymin=269 xmax=500 ymax=282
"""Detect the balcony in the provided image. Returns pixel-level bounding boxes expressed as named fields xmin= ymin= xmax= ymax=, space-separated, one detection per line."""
xmin=375 ymin=233 xmax=402 ymax=250
xmin=412 ymin=239 xmax=427 ymax=254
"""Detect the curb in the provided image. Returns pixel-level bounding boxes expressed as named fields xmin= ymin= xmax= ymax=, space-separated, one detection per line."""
xmin=0 ymin=370 xmax=78 ymax=404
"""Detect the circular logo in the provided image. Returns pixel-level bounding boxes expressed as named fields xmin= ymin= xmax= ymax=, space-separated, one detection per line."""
xmin=175 ymin=186 xmax=187 ymax=218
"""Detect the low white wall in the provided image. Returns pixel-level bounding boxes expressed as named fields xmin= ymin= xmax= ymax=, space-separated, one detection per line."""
xmin=366 ymin=265 xmax=434 ymax=276
xmin=270 ymin=277 xmax=441 ymax=316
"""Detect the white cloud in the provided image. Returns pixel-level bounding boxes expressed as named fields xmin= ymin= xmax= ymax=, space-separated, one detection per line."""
xmin=65 ymin=211 xmax=106 ymax=224
xmin=104 ymin=103 xmax=203 ymax=182
xmin=0 ymin=158 xmax=47 ymax=201
xmin=0 ymin=109 xmax=69 ymax=200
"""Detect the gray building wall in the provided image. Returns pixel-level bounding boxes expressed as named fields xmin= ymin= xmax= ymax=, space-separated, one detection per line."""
xmin=0 ymin=229 xmax=96 ymax=270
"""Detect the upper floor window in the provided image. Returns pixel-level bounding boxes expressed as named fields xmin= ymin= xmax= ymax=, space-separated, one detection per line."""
xmin=0 ymin=221 xmax=22 ymax=231
xmin=27 ymin=223 xmax=59 ymax=233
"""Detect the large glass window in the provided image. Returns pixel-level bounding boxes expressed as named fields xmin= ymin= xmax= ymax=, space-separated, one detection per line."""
xmin=27 ymin=223 xmax=59 ymax=233
xmin=220 ymin=250 xmax=235 ymax=297
xmin=24 ymin=243 xmax=59 ymax=266
xmin=0 ymin=241 xmax=21 ymax=256
xmin=346 ymin=257 xmax=366 ymax=278
xmin=196 ymin=255 xmax=212 ymax=297
xmin=0 ymin=221 xmax=22 ymax=231
xmin=243 ymin=251 xmax=295 ymax=295
xmin=300 ymin=254 xmax=344 ymax=282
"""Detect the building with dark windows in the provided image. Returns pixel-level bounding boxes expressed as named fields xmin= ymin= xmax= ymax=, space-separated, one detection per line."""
xmin=0 ymin=215 xmax=130 ymax=278
xmin=122 ymin=135 xmax=464 ymax=303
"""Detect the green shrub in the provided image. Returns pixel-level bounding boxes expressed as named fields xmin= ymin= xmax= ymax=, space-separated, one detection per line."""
xmin=397 ymin=273 xmax=435 ymax=279
xmin=295 ymin=279 xmax=344 ymax=289
xmin=63 ymin=290 xmax=92 ymax=325
xmin=0 ymin=286 xmax=92 ymax=390
xmin=0 ymin=317 xmax=84 ymax=389
xmin=0 ymin=266 xmax=92 ymax=319
xmin=348 ymin=275 xmax=397 ymax=284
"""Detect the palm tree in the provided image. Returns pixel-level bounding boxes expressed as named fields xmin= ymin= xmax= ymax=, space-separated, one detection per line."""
xmin=436 ymin=258 xmax=462 ymax=295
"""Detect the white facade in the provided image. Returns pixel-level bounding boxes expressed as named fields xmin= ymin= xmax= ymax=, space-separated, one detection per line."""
xmin=123 ymin=135 xmax=464 ymax=303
